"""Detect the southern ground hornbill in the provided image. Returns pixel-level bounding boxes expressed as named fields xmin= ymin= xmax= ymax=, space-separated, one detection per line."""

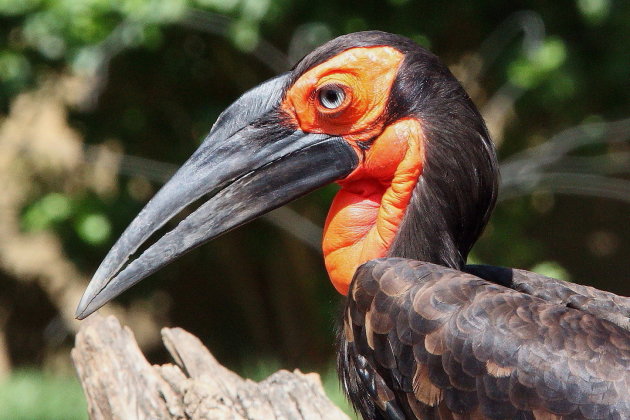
xmin=76 ymin=31 xmax=630 ymax=419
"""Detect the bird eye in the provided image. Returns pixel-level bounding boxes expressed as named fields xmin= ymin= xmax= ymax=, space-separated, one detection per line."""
xmin=317 ymin=85 xmax=346 ymax=109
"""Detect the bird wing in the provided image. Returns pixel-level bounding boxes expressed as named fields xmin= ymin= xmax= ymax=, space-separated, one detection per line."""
xmin=339 ymin=258 xmax=630 ymax=420
xmin=465 ymin=264 xmax=630 ymax=332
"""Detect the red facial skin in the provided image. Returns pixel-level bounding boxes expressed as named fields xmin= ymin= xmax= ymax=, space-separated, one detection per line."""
xmin=282 ymin=46 xmax=425 ymax=295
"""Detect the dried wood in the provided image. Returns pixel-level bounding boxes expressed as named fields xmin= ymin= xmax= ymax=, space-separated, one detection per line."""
xmin=72 ymin=314 xmax=350 ymax=420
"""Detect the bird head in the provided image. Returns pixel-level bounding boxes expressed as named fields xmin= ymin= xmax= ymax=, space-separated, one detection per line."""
xmin=76 ymin=31 xmax=498 ymax=319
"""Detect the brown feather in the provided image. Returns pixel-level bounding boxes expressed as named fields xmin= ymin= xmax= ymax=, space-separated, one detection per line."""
xmin=485 ymin=360 xmax=513 ymax=378
xmin=412 ymin=362 xmax=444 ymax=407
xmin=532 ymin=409 xmax=562 ymax=420
xmin=365 ymin=309 xmax=375 ymax=350
xmin=344 ymin=308 xmax=354 ymax=343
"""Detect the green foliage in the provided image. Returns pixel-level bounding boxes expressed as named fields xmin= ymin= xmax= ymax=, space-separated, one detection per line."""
xmin=530 ymin=261 xmax=571 ymax=282
xmin=74 ymin=213 xmax=111 ymax=245
xmin=0 ymin=370 xmax=87 ymax=420
xmin=508 ymin=37 xmax=567 ymax=89
xmin=21 ymin=193 xmax=112 ymax=246
xmin=21 ymin=193 xmax=72 ymax=232
xmin=577 ymin=0 xmax=611 ymax=24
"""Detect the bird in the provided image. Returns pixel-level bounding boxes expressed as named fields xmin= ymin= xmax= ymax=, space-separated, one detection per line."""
xmin=75 ymin=31 xmax=630 ymax=419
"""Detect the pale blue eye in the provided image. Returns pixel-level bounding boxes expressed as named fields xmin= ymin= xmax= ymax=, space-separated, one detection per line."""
xmin=318 ymin=86 xmax=345 ymax=109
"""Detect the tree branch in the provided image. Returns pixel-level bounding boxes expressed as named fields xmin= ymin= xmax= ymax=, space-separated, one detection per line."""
xmin=72 ymin=315 xmax=350 ymax=420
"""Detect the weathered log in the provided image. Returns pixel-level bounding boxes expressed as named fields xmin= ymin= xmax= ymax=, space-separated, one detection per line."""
xmin=72 ymin=314 xmax=350 ymax=420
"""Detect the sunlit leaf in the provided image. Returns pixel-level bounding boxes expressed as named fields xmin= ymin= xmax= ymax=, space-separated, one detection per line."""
xmin=530 ymin=261 xmax=571 ymax=281
xmin=577 ymin=0 xmax=610 ymax=24
xmin=21 ymin=193 xmax=72 ymax=232
xmin=75 ymin=213 xmax=112 ymax=245
xmin=0 ymin=51 xmax=31 ymax=83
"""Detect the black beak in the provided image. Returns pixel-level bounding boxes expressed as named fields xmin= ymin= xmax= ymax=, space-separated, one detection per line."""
xmin=75 ymin=73 xmax=358 ymax=319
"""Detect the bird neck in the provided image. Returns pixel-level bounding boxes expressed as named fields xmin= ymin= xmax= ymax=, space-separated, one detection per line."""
xmin=388 ymin=120 xmax=499 ymax=272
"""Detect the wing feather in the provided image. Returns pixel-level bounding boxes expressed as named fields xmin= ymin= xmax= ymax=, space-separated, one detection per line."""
xmin=338 ymin=258 xmax=630 ymax=420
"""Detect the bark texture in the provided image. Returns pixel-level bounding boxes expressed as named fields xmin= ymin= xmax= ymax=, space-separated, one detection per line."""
xmin=72 ymin=314 xmax=350 ymax=420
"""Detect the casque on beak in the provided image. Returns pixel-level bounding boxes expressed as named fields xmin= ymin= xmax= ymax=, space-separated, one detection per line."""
xmin=75 ymin=72 xmax=359 ymax=319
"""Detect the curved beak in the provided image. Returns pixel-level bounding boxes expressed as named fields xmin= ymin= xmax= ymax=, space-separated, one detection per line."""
xmin=75 ymin=73 xmax=359 ymax=319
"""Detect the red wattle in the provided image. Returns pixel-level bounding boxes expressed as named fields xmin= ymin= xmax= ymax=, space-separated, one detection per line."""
xmin=322 ymin=118 xmax=424 ymax=295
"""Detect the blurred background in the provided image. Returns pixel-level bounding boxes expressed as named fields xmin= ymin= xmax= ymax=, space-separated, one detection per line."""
xmin=0 ymin=0 xmax=628 ymax=418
